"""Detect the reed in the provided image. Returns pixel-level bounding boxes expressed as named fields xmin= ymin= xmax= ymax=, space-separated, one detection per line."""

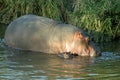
xmin=71 ymin=0 xmax=120 ymax=42
xmin=0 ymin=0 xmax=120 ymax=42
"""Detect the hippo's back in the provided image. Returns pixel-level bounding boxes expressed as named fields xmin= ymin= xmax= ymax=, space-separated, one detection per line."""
xmin=4 ymin=15 xmax=61 ymax=52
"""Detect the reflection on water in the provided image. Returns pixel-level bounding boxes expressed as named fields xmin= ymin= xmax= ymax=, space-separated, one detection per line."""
xmin=0 ymin=40 xmax=120 ymax=80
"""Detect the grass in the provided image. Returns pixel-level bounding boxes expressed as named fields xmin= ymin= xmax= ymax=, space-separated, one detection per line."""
xmin=0 ymin=0 xmax=120 ymax=42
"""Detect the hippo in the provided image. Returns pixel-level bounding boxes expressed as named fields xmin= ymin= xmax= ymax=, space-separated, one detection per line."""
xmin=4 ymin=15 xmax=101 ymax=57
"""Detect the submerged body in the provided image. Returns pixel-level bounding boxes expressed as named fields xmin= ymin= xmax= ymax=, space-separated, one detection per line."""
xmin=4 ymin=15 xmax=100 ymax=57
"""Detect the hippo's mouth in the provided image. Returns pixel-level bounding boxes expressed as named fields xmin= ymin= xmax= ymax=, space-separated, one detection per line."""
xmin=74 ymin=42 xmax=101 ymax=57
xmin=85 ymin=42 xmax=101 ymax=57
xmin=57 ymin=52 xmax=78 ymax=59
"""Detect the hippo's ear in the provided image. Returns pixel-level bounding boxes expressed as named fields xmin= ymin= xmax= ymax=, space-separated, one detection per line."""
xmin=85 ymin=37 xmax=89 ymax=43
xmin=74 ymin=31 xmax=84 ymax=40
xmin=74 ymin=32 xmax=90 ymax=43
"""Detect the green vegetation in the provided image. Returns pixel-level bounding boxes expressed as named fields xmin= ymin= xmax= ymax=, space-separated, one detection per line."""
xmin=0 ymin=24 xmax=7 ymax=38
xmin=0 ymin=0 xmax=120 ymax=42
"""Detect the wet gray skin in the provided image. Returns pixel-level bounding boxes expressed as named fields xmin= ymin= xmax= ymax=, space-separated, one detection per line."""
xmin=4 ymin=15 xmax=101 ymax=57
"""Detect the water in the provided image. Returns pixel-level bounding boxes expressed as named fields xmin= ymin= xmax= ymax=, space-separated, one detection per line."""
xmin=0 ymin=40 xmax=120 ymax=80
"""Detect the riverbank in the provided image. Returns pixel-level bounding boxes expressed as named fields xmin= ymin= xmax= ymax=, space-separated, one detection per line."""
xmin=0 ymin=0 xmax=120 ymax=42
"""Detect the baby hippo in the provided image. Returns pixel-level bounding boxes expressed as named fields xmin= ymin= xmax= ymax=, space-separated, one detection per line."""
xmin=4 ymin=15 xmax=101 ymax=57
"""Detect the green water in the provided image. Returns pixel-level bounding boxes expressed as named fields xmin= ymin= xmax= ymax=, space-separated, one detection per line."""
xmin=0 ymin=39 xmax=120 ymax=80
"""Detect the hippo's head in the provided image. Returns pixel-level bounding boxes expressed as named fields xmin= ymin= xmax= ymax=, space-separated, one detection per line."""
xmin=65 ymin=30 xmax=101 ymax=57
xmin=77 ymin=41 xmax=101 ymax=57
